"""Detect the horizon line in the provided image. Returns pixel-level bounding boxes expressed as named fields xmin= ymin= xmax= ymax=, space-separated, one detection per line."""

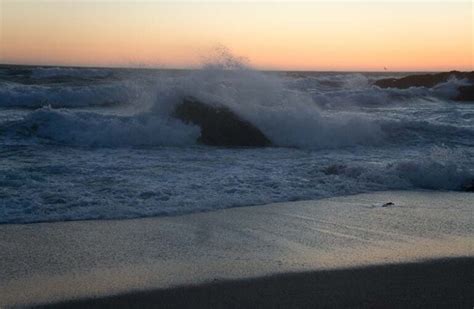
xmin=0 ymin=62 xmax=470 ymax=73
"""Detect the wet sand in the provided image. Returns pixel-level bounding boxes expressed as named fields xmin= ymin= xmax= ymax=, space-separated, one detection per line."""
xmin=1 ymin=191 xmax=473 ymax=307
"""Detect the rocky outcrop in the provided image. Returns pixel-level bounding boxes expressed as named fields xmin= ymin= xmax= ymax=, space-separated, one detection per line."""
xmin=374 ymin=71 xmax=474 ymax=89
xmin=455 ymin=85 xmax=474 ymax=101
xmin=173 ymin=97 xmax=272 ymax=147
xmin=462 ymin=179 xmax=474 ymax=192
xmin=374 ymin=71 xmax=474 ymax=102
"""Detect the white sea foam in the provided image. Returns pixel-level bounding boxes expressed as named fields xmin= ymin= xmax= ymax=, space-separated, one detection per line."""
xmin=7 ymin=66 xmax=471 ymax=149
xmin=21 ymin=106 xmax=199 ymax=147
xmin=2 ymin=52 xmax=386 ymax=148
xmin=0 ymin=80 xmax=148 ymax=109
xmin=1 ymin=52 xmax=471 ymax=148
xmin=0 ymin=51 xmax=473 ymax=224
xmin=1 ymin=144 xmax=472 ymax=224
xmin=393 ymin=146 xmax=473 ymax=190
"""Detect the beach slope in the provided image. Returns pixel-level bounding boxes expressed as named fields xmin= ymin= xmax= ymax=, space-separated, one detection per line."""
xmin=1 ymin=191 xmax=473 ymax=307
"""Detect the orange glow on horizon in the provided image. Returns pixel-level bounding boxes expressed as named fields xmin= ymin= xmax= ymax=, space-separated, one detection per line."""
xmin=0 ymin=1 xmax=472 ymax=71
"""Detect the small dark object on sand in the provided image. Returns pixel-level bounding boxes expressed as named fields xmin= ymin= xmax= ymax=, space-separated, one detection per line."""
xmin=173 ymin=96 xmax=272 ymax=147
xmin=382 ymin=202 xmax=395 ymax=207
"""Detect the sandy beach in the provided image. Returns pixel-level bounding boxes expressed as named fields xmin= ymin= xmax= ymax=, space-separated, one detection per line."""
xmin=2 ymin=1 xmax=473 ymax=307
xmin=41 ymin=257 xmax=474 ymax=308
xmin=1 ymin=190 xmax=473 ymax=307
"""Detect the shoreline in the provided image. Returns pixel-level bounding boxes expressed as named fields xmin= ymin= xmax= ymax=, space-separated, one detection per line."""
xmin=39 ymin=257 xmax=474 ymax=308
xmin=1 ymin=190 xmax=473 ymax=307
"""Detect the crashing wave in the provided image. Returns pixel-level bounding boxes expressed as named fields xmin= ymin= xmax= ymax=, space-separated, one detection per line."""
xmin=0 ymin=80 xmax=148 ymax=108
xmin=0 ymin=50 xmax=473 ymax=149
xmin=15 ymin=106 xmax=199 ymax=147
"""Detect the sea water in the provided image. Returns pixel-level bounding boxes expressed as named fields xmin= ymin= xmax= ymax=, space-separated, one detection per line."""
xmin=0 ymin=60 xmax=473 ymax=223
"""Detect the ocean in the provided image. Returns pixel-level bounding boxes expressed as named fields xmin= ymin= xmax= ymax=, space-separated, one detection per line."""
xmin=1 ymin=63 xmax=473 ymax=224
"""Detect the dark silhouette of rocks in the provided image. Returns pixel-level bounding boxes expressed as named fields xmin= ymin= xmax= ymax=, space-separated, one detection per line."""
xmin=374 ymin=71 xmax=474 ymax=102
xmin=173 ymin=97 xmax=272 ymax=147
xmin=374 ymin=71 xmax=474 ymax=88
xmin=455 ymin=85 xmax=474 ymax=101
xmin=462 ymin=179 xmax=474 ymax=192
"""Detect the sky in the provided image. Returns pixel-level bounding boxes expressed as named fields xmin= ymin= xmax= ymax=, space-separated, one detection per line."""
xmin=0 ymin=0 xmax=472 ymax=71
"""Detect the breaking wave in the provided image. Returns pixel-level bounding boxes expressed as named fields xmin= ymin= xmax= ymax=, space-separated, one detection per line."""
xmin=0 ymin=82 xmax=139 ymax=108
xmin=16 ymin=106 xmax=200 ymax=147
xmin=393 ymin=146 xmax=473 ymax=191
xmin=1 ymin=50 xmax=473 ymax=224
xmin=3 ymin=50 xmax=472 ymax=149
xmin=1 ymin=144 xmax=472 ymax=224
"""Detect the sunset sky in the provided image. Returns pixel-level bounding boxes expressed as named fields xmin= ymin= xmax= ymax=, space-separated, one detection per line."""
xmin=0 ymin=0 xmax=472 ymax=71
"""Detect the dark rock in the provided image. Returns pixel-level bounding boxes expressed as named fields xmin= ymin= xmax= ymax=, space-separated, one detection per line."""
xmin=374 ymin=71 xmax=474 ymax=89
xmin=173 ymin=97 xmax=272 ymax=147
xmin=382 ymin=202 xmax=395 ymax=207
xmin=461 ymin=179 xmax=474 ymax=192
xmin=374 ymin=71 xmax=474 ymax=102
xmin=321 ymin=164 xmax=346 ymax=175
xmin=455 ymin=85 xmax=474 ymax=102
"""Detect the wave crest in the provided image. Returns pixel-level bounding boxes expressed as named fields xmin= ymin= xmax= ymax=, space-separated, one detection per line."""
xmin=17 ymin=106 xmax=200 ymax=147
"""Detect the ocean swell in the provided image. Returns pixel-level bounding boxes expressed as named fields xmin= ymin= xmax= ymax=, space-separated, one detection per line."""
xmin=15 ymin=107 xmax=200 ymax=147
xmin=2 ymin=65 xmax=473 ymax=149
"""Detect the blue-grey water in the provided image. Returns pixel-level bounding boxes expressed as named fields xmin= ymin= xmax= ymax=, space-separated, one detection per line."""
xmin=0 ymin=64 xmax=473 ymax=223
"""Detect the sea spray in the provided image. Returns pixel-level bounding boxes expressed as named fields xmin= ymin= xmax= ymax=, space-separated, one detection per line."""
xmin=4 ymin=49 xmax=386 ymax=148
xmin=0 ymin=52 xmax=473 ymax=223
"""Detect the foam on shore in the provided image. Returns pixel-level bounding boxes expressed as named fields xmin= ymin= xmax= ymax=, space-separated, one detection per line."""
xmin=0 ymin=190 xmax=473 ymax=306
